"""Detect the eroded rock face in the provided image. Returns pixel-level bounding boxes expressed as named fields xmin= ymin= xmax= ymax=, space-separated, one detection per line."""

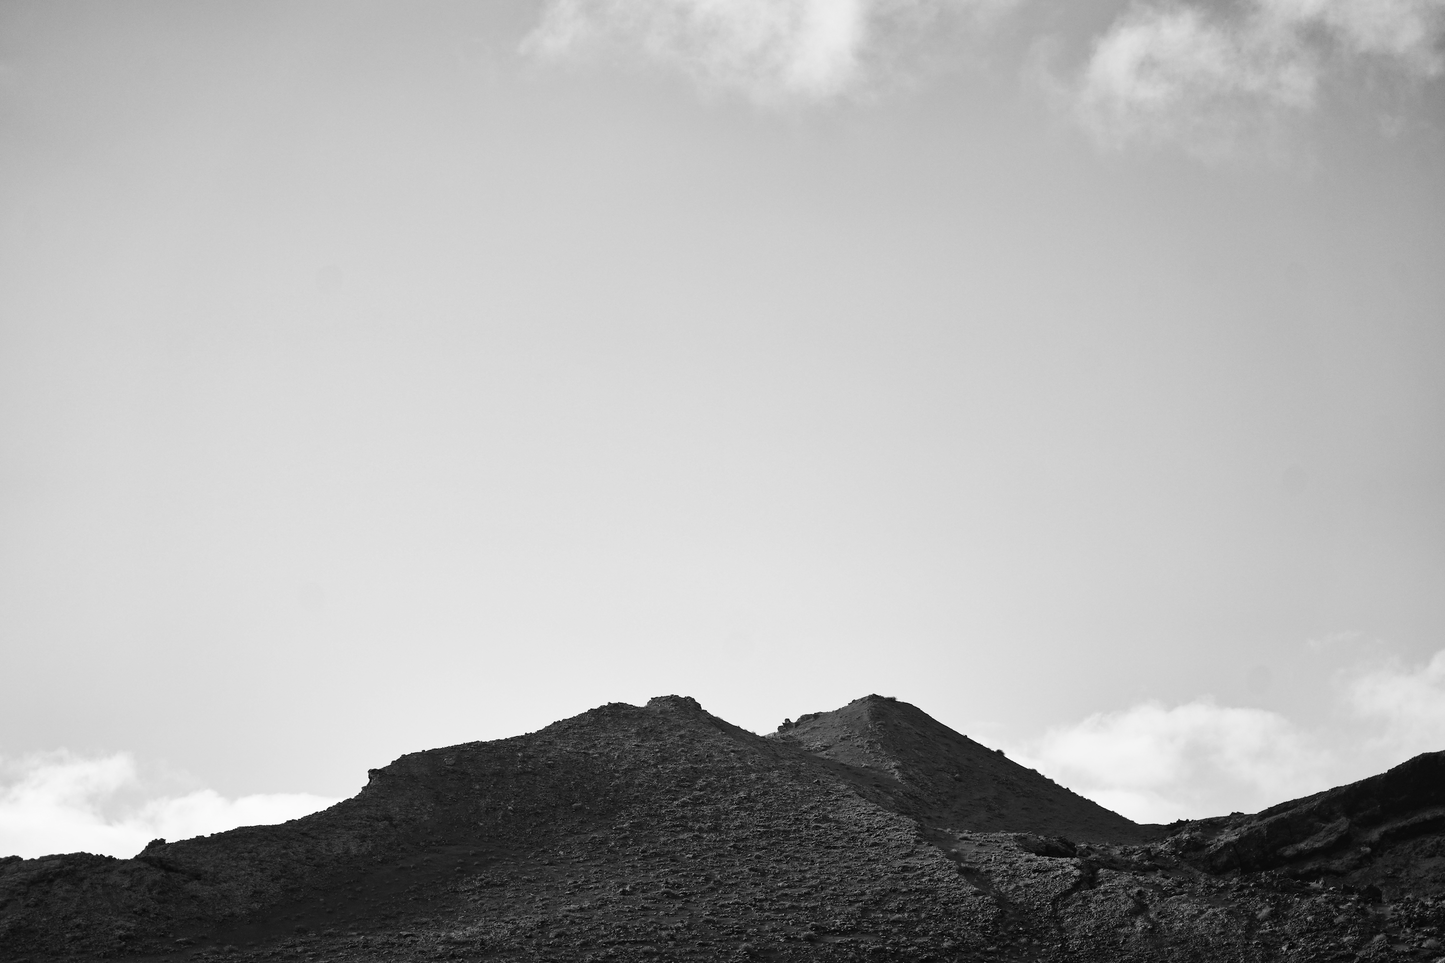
xmin=1168 ymin=750 xmax=1445 ymax=891
xmin=2 ymin=696 xmax=1443 ymax=962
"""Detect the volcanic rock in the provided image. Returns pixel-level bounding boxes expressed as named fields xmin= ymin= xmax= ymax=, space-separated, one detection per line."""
xmin=769 ymin=695 xmax=1145 ymax=843
xmin=1169 ymin=749 xmax=1445 ymax=892
xmin=1 ymin=694 xmax=1443 ymax=962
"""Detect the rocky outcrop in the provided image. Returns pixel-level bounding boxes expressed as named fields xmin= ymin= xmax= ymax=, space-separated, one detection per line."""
xmin=1167 ymin=750 xmax=1445 ymax=894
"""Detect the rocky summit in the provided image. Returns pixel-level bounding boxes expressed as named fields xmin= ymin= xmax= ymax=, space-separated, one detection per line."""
xmin=3 ymin=695 xmax=1445 ymax=962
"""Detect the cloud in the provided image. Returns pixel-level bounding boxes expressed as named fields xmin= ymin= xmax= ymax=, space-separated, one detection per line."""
xmin=1008 ymin=645 xmax=1445 ymax=824
xmin=0 ymin=751 xmax=338 ymax=860
xmin=1345 ymin=649 xmax=1445 ymax=760
xmin=1305 ymin=628 xmax=1372 ymax=652
xmin=1013 ymin=699 xmax=1333 ymax=824
xmin=1071 ymin=0 xmax=1445 ymax=158
xmin=1302 ymin=0 xmax=1445 ymax=68
xmin=522 ymin=0 xmax=1007 ymax=105
xmin=522 ymin=0 xmax=1443 ymax=156
xmin=1071 ymin=5 xmax=1319 ymax=160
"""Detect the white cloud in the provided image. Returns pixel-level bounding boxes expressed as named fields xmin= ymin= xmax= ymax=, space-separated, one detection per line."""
xmin=1072 ymin=5 xmax=1319 ymax=160
xmin=1072 ymin=0 xmax=1445 ymax=158
xmin=0 ymin=751 xmax=338 ymax=860
xmin=1345 ymin=649 xmax=1445 ymax=760
xmin=523 ymin=0 xmax=1443 ymax=154
xmin=522 ymin=0 xmax=1006 ymax=105
xmin=9 ymin=652 xmax=1441 ymax=856
xmin=1285 ymin=0 xmax=1445 ymax=69
xmin=1008 ymin=645 xmax=1445 ymax=824
xmin=1013 ymin=699 xmax=1333 ymax=824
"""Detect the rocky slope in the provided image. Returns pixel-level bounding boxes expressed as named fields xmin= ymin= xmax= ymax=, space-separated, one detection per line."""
xmin=771 ymin=696 xmax=1146 ymax=844
xmin=1167 ymin=749 xmax=1445 ymax=891
xmin=2 ymin=694 xmax=1443 ymax=962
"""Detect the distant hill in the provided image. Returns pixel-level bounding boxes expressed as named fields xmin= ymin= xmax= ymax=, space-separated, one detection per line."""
xmin=3 ymin=694 xmax=1443 ymax=962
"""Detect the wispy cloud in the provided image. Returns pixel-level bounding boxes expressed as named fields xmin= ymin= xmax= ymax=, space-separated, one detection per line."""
xmin=522 ymin=0 xmax=1444 ymax=160
xmin=522 ymin=0 xmax=1008 ymax=105
xmin=1071 ymin=0 xmax=1445 ymax=159
xmin=0 ymin=751 xmax=337 ymax=860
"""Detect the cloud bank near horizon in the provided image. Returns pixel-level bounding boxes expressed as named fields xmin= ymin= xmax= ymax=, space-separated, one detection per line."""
xmin=1013 ymin=647 xmax=1445 ymax=824
xmin=525 ymin=0 xmax=1445 ymax=156
xmin=0 ymin=752 xmax=337 ymax=860
xmin=1014 ymin=700 xmax=1333 ymax=824
xmin=5 ymin=648 xmax=1443 ymax=857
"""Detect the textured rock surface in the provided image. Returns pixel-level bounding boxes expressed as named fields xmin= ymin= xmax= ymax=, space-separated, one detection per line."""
xmin=772 ymin=695 xmax=1147 ymax=844
xmin=2 ymin=694 xmax=1443 ymax=962
xmin=1168 ymin=750 xmax=1445 ymax=891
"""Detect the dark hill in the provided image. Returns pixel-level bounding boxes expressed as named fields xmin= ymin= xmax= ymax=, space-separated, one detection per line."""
xmin=2 ymin=695 xmax=1444 ymax=963
xmin=770 ymin=695 xmax=1147 ymax=843
xmin=1167 ymin=749 xmax=1445 ymax=889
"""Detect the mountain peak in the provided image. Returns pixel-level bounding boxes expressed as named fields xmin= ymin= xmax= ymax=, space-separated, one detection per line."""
xmin=771 ymin=694 xmax=1146 ymax=843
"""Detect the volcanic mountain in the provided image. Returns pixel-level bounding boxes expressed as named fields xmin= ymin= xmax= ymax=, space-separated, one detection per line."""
xmin=3 ymin=695 xmax=1444 ymax=962
xmin=771 ymin=696 xmax=1142 ymax=843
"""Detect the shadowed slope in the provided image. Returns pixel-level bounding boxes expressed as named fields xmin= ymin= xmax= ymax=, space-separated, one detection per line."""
xmin=772 ymin=695 xmax=1148 ymax=844
xmin=1170 ymin=749 xmax=1445 ymax=892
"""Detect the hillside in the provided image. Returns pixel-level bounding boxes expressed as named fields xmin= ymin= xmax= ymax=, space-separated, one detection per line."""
xmin=770 ymin=695 xmax=1148 ymax=843
xmin=2 ymin=695 xmax=1443 ymax=962
xmin=1169 ymin=749 xmax=1445 ymax=889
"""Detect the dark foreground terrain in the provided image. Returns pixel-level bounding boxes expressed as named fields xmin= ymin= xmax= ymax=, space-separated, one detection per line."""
xmin=3 ymin=695 xmax=1445 ymax=962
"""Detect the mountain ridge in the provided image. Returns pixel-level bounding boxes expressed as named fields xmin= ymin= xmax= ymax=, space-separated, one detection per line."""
xmin=769 ymin=694 xmax=1149 ymax=844
xmin=3 ymin=694 xmax=1443 ymax=962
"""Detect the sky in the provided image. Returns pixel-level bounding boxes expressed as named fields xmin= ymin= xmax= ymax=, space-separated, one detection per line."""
xmin=2 ymin=0 xmax=1444 ymax=858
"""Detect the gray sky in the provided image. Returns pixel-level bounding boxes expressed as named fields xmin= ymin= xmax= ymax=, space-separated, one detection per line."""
xmin=3 ymin=0 xmax=1444 ymax=856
